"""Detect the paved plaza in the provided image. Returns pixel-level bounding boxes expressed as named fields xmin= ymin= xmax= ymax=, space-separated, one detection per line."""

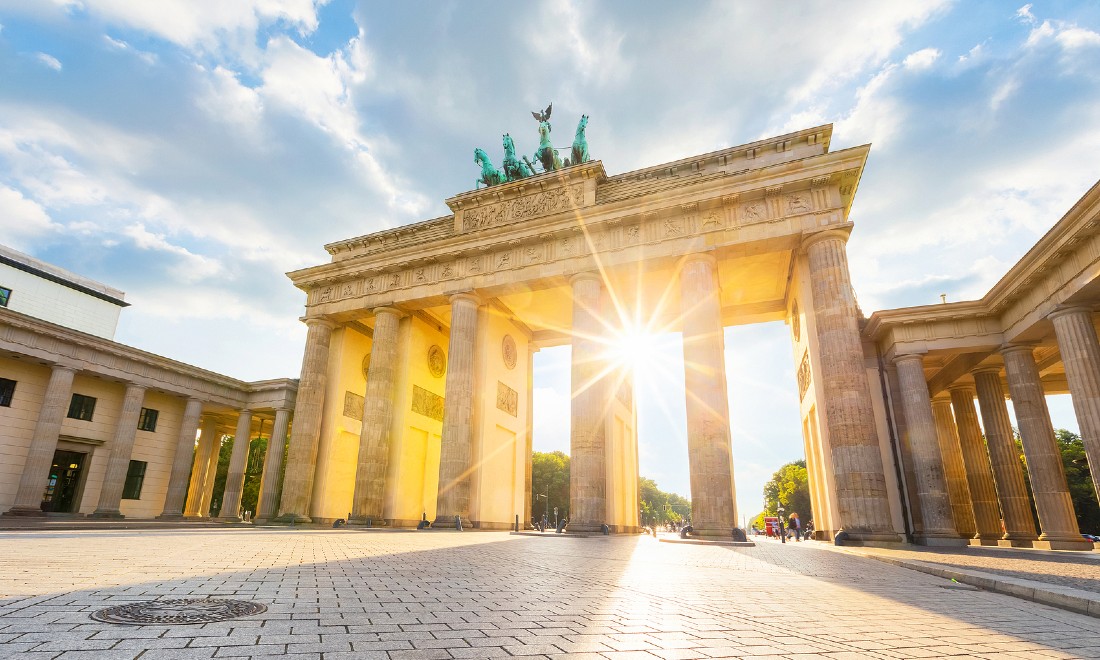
xmin=1 ymin=529 xmax=1100 ymax=659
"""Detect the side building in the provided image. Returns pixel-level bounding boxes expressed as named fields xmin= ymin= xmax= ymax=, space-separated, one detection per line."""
xmin=0 ymin=246 xmax=297 ymax=520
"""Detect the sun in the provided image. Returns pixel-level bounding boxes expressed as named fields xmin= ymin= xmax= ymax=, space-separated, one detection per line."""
xmin=605 ymin=325 xmax=665 ymax=377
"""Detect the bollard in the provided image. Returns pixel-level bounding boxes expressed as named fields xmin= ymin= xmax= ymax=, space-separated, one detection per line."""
xmin=455 ymin=515 xmax=463 ymax=531
xmin=514 ymin=514 xmax=519 ymax=532
xmin=366 ymin=517 xmax=372 ymax=528
xmin=601 ymin=523 xmax=609 ymax=536
xmin=556 ymin=518 xmax=566 ymax=534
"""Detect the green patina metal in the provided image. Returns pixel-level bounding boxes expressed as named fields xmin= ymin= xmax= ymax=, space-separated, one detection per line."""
xmin=470 ymin=102 xmax=592 ymax=189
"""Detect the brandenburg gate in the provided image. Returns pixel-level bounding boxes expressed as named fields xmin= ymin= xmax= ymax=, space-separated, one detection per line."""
xmin=273 ymin=119 xmax=905 ymax=544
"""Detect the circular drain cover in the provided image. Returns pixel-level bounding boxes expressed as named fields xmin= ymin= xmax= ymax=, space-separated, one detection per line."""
xmin=90 ymin=598 xmax=267 ymax=625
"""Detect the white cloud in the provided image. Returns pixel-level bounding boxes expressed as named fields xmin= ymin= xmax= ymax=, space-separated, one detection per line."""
xmin=35 ymin=52 xmax=62 ymax=71
xmin=0 ymin=185 xmax=58 ymax=249
xmin=903 ymin=47 xmax=941 ymax=70
xmin=121 ymin=223 xmax=223 ymax=282
xmin=835 ymin=65 xmax=904 ymax=149
xmin=1016 ymin=4 xmax=1037 ymax=25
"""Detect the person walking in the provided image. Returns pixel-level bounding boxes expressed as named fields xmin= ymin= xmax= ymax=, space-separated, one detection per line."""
xmin=789 ymin=512 xmax=801 ymax=542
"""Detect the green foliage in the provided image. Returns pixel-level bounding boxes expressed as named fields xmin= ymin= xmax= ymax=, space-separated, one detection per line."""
xmin=210 ymin=436 xmax=232 ymax=516
xmin=760 ymin=460 xmax=812 ymax=526
xmin=638 ymin=477 xmax=690 ymax=525
xmin=240 ymin=437 xmax=268 ymax=516
xmin=531 ymin=451 xmax=570 ymax=523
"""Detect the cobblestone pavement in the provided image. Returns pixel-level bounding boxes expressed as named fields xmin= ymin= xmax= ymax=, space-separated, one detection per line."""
xmin=839 ymin=542 xmax=1100 ymax=594
xmin=2 ymin=528 xmax=1100 ymax=659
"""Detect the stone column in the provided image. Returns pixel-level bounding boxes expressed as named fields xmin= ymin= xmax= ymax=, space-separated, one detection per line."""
xmin=216 ymin=410 xmax=253 ymax=522
xmin=679 ymin=254 xmax=738 ymax=537
xmin=972 ymin=367 xmax=1037 ymax=544
xmin=277 ymin=318 xmax=336 ymax=523
xmin=256 ymin=408 xmax=291 ymax=522
xmin=434 ymin=293 xmax=481 ymax=528
xmin=90 ymin=383 xmax=147 ymax=518
xmin=199 ymin=428 xmax=222 ymax=516
xmin=803 ymin=231 xmax=898 ymax=542
xmin=158 ymin=398 xmax=204 ymax=518
xmin=524 ymin=345 xmax=537 ymax=528
xmin=1001 ymin=345 xmax=1091 ymax=549
xmin=1049 ymin=306 xmax=1100 ymax=502
xmin=893 ymin=354 xmax=964 ymax=544
xmin=6 ymin=365 xmax=77 ymax=516
xmin=351 ymin=307 xmax=404 ymax=524
xmin=948 ymin=385 xmax=1004 ymax=543
xmin=183 ymin=418 xmax=219 ymax=517
xmin=931 ymin=395 xmax=977 ymax=538
xmin=568 ymin=273 xmax=608 ymax=533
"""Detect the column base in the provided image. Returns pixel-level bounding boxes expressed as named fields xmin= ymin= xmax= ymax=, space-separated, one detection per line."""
xmin=89 ymin=511 xmax=125 ymax=519
xmin=3 ymin=507 xmax=46 ymax=517
xmin=155 ymin=513 xmax=185 ymax=520
xmin=348 ymin=516 xmax=388 ymax=527
xmin=274 ymin=513 xmax=312 ymax=524
xmin=564 ymin=522 xmax=603 ymax=533
xmin=1032 ymin=538 xmax=1096 ymax=551
xmin=835 ymin=529 xmax=903 ymax=546
xmin=432 ymin=516 xmax=471 ymax=530
xmin=215 ymin=516 xmax=243 ymax=523
xmin=969 ymin=537 xmax=1001 ymax=547
xmin=690 ymin=526 xmax=745 ymax=541
xmin=914 ymin=534 xmax=970 ymax=547
xmin=997 ymin=538 xmax=1034 ymax=548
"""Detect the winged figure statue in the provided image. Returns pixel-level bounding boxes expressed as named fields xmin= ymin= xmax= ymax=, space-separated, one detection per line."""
xmin=531 ymin=102 xmax=552 ymax=123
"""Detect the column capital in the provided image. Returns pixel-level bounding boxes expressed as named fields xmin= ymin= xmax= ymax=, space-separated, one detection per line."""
xmin=971 ymin=365 xmax=1003 ymax=377
xmin=1047 ymin=305 xmax=1094 ymax=322
xmin=372 ymin=306 xmax=405 ymax=319
xmin=568 ymin=272 xmax=602 ymax=287
xmin=681 ymin=252 xmax=718 ymax=268
xmin=448 ymin=291 xmax=482 ymax=307
xmin=947 ymin=383 xmax=977 ymax=395
xmin=274 ymin=406 xmax=292 ymax=414
xmin=49 ymin=363 xmax=79 ymax=374
xmin=999 ymin=343 xmax=1037 ymax=358
xmin=892 ymin=352 xmax=926 ymax=367
xmin=800 ymin=228 xmax=851 ymax=253
xmin=931 ymin=392 xmax=953 ymax=404
xmin=302 ymin=317 xmax=336 ymax=331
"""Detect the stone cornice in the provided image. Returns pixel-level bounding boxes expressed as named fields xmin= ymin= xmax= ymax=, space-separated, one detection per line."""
xmin=0 ymin=307 xmax=297 ymax=408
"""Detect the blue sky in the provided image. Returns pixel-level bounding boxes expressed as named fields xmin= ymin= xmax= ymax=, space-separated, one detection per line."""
xmin=1 ymin=1 xmax=1098 ymax=518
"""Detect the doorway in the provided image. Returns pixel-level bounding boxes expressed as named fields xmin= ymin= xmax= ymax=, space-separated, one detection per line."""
xmin=41 ymin=450 xmax=86 ymax=513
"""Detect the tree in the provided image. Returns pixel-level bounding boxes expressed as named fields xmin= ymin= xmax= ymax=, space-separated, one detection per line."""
xmin=240 ymin=436 xmax=268 ymax=516
xmin=531 ymin=451 xmax=570 ymax=523
xmin=638 ymin=477 xmax=691 ymax=526
xmin=1055 ymin=429 xmax=1100 ymax=533
xmin=758 ymin=460 xmax=812 ymax=528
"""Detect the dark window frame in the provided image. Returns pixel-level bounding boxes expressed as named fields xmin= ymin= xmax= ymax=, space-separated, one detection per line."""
xmin=121 ymin=460 xmax=147 ymax=500
xmin=67 ymin=393 xmax=97 ymax=421
xmin=0 ymin=286 xmax=10 ymax=307
xmin=0 ymin=378 xmax=14 ymax=407
xmin=137 ymin=407 xmax=158 ymax=432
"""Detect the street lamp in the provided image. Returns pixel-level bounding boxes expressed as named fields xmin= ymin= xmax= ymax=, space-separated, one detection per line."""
xmin=534 ymin=486 xmax=548 ymax=530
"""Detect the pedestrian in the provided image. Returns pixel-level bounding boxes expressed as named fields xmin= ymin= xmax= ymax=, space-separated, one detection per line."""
xmin=789 ymin=512 xmax=801 ymax=541
xmin=777 ymin=515 xmax=786 ymax=543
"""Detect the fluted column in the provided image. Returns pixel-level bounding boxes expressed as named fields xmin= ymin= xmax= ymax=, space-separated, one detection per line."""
xmin=679 ymin=254 xmax=738 ymax=537
xmin=158 ymin=398 xmax=204 ymax=518
xmin=931 ymin=395 xmax=977 ymax=538
xmin=948 ymin=385 xmax=1003 ymax=542
xmin=434 ymin=293 xmax=481 ymax=528
xmin=351 ymin=307 xmax=404 ymax=524
xmin=568 ymin=273 xmax=608 ymax=532
xmin=885 ymin=365 xmax=923 ymax=535
xmin=183 ymin=418 xmax=219 ymax=517
xmin=1001 ymin=345 xmax=1090 ymax=549
xmin=277 ymin=317 xmax=336 ymax=523
xmin=216 ymin=410 xmax=253 ymax=522
xmin=893 ymin=354 xmax=963 ymax=543
xmin=91 ymin=383 xmax=147 ymax=518
xmin=6 ymin=365 xmax=77 ymax=515
xmin=803 ymin=231 xmax=898 ymax=542
xmin=256 ymin=408 xmax=291 ymax=522
xmin=524 ymin=345 xmax=537 ymax=528
xmin=1049 ymin=306 xmax=1100 ymax=503
xmin=973 ymin=367 xmax=1037 ymax=544
xmin=199 ymin=428 xmax=222 ymax=516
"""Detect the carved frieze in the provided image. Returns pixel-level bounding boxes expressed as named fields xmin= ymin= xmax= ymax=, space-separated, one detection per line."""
xmin=412 ymin=385 xmax=444 ymax=422
xmin=502 ymin=335 xmax=517 ymax=369
xmin=497 ymin=381 xmax=518 ymax=417
xmin=787 ymin=192 xmax=812 ymax=215
xmin=461 ymin=184 xmax=584 ymax=232
xmin=343 ymin=391 xmax=364 ymax=421
xmin=427 ymin=345 xmax=446 ymax=378
xmin=740 ymin=200 xmax=767 ymax=225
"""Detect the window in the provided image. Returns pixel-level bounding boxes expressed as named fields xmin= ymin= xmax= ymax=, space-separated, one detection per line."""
xmin=137 ymin=407 xmax=158 ymax=432
xmin=67 ymin=393 xmax=96 ymax=421
xmin=0 ymin=378 xmax=14 ymax=407
xmin=0 ymin=286 xmax=9 ymax=307
xmin=121 ymin=460 xmax=147 ymax=499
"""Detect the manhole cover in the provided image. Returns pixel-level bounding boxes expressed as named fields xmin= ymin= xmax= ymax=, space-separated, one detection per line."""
xmin=90 ymin=598 xmax=267 ymax=625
